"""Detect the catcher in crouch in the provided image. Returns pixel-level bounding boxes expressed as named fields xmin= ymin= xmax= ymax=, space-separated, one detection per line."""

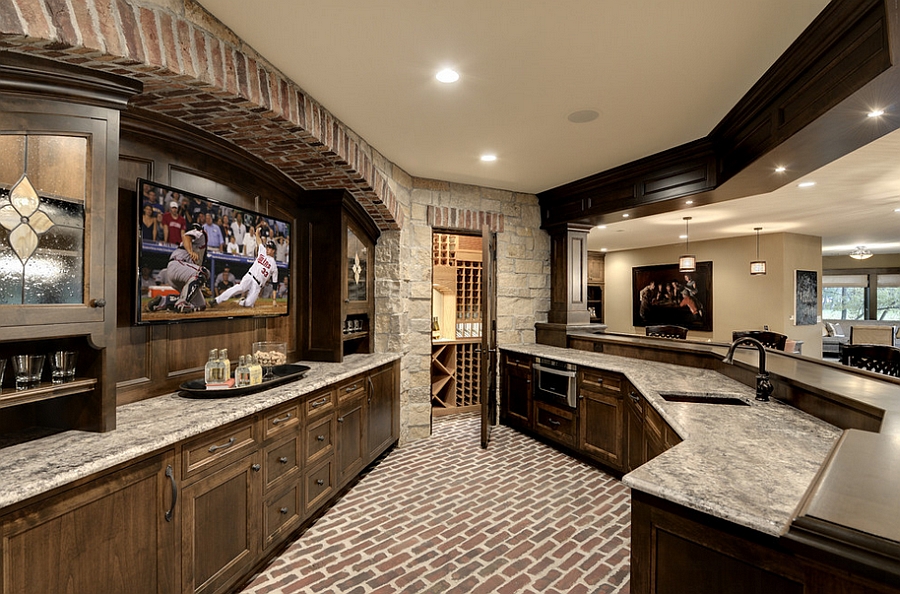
xmin=210 ymin=227 xmax=278 ymax=308
xmin=147 ymin=222 xmax=210 ymax=313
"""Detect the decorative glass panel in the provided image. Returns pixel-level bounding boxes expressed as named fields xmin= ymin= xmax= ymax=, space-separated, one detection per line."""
xmin=0 ymin=135 xmax=86 ymax=305
xmin=347 ymin=227 xmax=367 ymax=302
xmin=0 ymin=135 xmax=25 ymax=186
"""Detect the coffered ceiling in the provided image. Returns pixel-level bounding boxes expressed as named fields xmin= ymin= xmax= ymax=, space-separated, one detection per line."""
xmin=196 ymin=0 xmax=900 ymax=255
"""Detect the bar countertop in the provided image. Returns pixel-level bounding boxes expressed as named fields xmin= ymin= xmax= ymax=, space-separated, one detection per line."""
xmin=0 ymin=353 xmax=400 ymax=511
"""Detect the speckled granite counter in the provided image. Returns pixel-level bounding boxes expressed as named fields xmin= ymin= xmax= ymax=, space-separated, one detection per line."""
xmin=0 ymin=353 xmax=399 ymax=510
xmin=502 ymin=344 xmax=842 ymax=537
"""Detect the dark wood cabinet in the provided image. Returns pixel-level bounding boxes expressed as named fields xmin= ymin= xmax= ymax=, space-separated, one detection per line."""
xmin=500 ymin=352 xmax=533 ymax=430
xmin=535 ymin=401 xmax=576 ymax=447
xmin=0 ymin=451 xmax=176 ymax=594
xmin=298 ymin=189 xmax=379 ymax=362
xmin=336 ymin=380 xmax=366 ymax=485
xmin=624 ymin=384 xmax=645 ymax=473
xmin=367 ymin=363 xmax=399 ymax=460
xmin=578 ymin=368 xmax=624 ymax=469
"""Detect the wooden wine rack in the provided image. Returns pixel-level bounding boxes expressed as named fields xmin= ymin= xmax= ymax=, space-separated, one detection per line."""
xmin=431 ymin=340 xmax=481 ymax=415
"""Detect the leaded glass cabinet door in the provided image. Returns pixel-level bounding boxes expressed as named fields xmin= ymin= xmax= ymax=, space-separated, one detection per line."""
xmin=0 ymin=110 xmax=109 ymax=330
xmin=346 ymin=224 xmax=368 ymax=308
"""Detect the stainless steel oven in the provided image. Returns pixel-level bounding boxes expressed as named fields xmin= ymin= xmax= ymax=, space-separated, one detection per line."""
xmin=532 ymin=357 xmax=577 ymax=409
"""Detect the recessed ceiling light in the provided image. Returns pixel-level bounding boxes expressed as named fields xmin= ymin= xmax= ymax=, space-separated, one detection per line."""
xmin=622 ymin=213 xmax=629 ymax=218
xmin=679 ymin=234 xmax=687 ymax=239
xmin=775 ymin=166 xmax=786 ymax=173
xmin=600 ymin=248 xmax=608 ymax=252
xmin=595 ymin=225 xmax=607 ymax=229
xmin=685 ymin=200 xmax=694 ymax=205
xmin=798 ymin=181 xmax=816 ymax=188
xmin=480 ymin=154 xmax=497 ymax=162
xmin=567 ymin=109 xmax=599 ymax=123
xmin=435 ymin=68 xmax=459 ymax=83
xmin=867 ymin=109 xmax=885 ymax=118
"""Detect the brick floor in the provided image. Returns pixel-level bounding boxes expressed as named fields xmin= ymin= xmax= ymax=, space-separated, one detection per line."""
xmin=240 ymin=414 xmax=631 ymax=593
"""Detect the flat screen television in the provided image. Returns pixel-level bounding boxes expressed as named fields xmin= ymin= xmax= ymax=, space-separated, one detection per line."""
xmin=135 ymin=178 xmax=290 ymax=325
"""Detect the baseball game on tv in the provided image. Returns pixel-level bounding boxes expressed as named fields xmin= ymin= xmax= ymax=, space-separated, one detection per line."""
xmin=135 ymin=178 xmax=290 ymax=325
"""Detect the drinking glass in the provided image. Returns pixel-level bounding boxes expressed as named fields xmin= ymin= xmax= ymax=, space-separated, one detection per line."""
xmin=51 ymin=351 xmax=78 ymax=384
xmin=12 ymin=354 xmax=45 ymax=390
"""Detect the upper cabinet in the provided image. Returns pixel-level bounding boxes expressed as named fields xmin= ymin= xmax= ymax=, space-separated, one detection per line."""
xmin=298 ymin=189 xmax=379 ymax=362
xmin=0 ymin=53 xmax=141 ymax=432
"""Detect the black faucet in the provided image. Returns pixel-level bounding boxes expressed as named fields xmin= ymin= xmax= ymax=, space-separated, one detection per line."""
xmin=722 ymin=336 xmax=774 ymax=401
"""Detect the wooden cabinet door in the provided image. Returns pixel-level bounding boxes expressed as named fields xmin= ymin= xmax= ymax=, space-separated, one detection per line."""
xmin=0 ymin=452 xmax=176 ymax=594
xmin=577 ymin=369 xmax=624 ymax=469
xmin=624 ymin=385 xmax=645 ymax=473
xmin=501 ymin=354 xmax=533 ymax=430
xmin=181 ymin=452 xmax=261 ymax=594
xmin=337 ymin=393 xmax=366 ymax=485
xmin=366 ymin=364 xmax=398 ymax=461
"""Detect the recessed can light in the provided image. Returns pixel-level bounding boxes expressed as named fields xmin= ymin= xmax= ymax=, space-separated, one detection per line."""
xmin=595 ymin=225 xmax=607 ymax=230
xmin=868 ymin=109 xmax=885 ymax=118
xmin=435 ymin=68 xmax=459 ymax=83
xmin=685 ymin=200 xmax=694 ymax=205
xmin=480 ymin=154 xmax=497 ymax=162
xmin=798 ymin=181 xmax=816 ymax=188
xmin=600 ymin=248 xmax=608 ymax=252
xmin=567 ymin=109 xmax=599 ymax=123
xmin=775 ymin=166 xmax=786 ymax=173
xmin=622 ymin=213 xmax=629 ymax=218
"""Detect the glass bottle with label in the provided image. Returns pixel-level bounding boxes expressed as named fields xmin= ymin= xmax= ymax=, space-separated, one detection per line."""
xmin=219 ymin=348 xmax=231 ymax=380
xmin=204 ymin=349 xmax=224 ymax=385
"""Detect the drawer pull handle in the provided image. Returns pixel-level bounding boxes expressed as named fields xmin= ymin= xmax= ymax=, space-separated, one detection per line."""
xmin=345 ymin=384 xmax=359 ymax=392
xmin=316 ymin=479 xmax=325 ymax=486
xmin=252 ymin=463 xmax=261 ymax=472
xmin=316 ymin=434 xmax=325 ymax=441
xmin=164 ymin=465 xmax=177 ymax=523
xmin=279 ymin=456 xmax=289 ymax=464
xmin=208 ymin=437 xmax=235 ymax=453
xmin=547 ymin=418 xmax=561 ymax=427
xmin=311 ymin=397 xmax=329 ymax=408
xmin=272 ymin=413 xmax=293 ymax=425
xmin=337 ymin=417 xmax=344 ymax=423
xmin=280 ymin=507 xmax=289 ymax=514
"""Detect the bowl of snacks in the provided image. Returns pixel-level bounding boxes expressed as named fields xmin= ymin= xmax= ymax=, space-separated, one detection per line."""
xmin=252 ymin=341 xmax=287 ymax=381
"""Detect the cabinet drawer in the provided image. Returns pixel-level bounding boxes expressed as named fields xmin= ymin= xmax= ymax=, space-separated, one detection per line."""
xmin=336 ymin=377 xmax=366 ymax=401
xmin=264 ymin=436 xmax=300 ymax=492
xmin=182 ymin=421 xmax=258 ymax=480
xmin=581 ymin=368 xmax=621 ymax=394
xmin=304 ymin=459 xmax=334 ymax=513
xmin=535 ymin=401 xmax=576 ymax=446
xmin=262 ymin=401 xmax=300 ymax=442
xmin=306 ymin=390 xmax=334 ymax=416
xmin=264 ymin=484 xmax=301 ymax=550
xmin=644 ymin=402 xmax=665 ymax=442
xmin=306 ymin=414 xmax=334 ymax=464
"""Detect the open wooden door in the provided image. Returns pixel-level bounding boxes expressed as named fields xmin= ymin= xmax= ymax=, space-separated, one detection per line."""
xmin=480 ymin=225 xmax=498 ymax=448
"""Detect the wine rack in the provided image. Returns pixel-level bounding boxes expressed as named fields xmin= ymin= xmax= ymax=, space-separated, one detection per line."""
xmin=454 ymin=342 xmax=480 ymax=408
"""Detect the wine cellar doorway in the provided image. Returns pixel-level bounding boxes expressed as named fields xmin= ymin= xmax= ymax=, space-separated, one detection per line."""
xmin=431 ymin=232 xmax=483 ymax=417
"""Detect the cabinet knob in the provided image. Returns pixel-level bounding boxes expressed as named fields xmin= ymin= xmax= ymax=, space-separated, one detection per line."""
xmin=279 ymin=456 xmax=288 ymax=464
xmin=90 ymin=298 xmax=106 ymax=308
xmin=316 ymin=434 xmax=325 ymax=441
xmin=337 ymin=417 xmax=344 ymax=423
xmin=280 ymin=507 xmax=289 ymax=514
xmin=316 ymin=479 xmax=325 ymax=486
xmin=251 ymin=464 xmax=261 ymax=472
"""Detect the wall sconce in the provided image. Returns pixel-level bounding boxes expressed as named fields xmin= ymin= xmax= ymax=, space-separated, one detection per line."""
xmin=849 ymin=246 xmax=873 ymax=260
xmin=678 ymin=217 xmax=696 ymax=273
xmin=750 ymin=227 xmax=766 ymax=275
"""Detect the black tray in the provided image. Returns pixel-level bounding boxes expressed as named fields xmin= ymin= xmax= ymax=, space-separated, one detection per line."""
xmin=179 ymin=363 xmax=311 ymax=398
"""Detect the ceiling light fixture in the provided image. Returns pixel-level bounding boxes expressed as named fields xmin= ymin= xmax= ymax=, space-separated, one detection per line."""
xmin=622 ymin=213 xmax=629 ymax=218
xmin=685 ymin=200 xmax=694 ymax=205
xmin=567 ymin=109 xmax=599 ymax=123
xmin=867 ymin=109 xmax=885 ymax=118
xmin=750 ymin=227 xmax=766 ymax=275
xmin=435 ymin=68 xmax=459 ymax=83
xmin=480 ymin=154 xmax=497 ymax=162
xmin=775 ymin=166 xmax=786 ymax=173
xmin=798 ymin=181 xmax=816 ymax=188
xmin=679 ymin=217 xmax=696 ymax=273
xmin=850 ymin=246 xmax=873 ymax=260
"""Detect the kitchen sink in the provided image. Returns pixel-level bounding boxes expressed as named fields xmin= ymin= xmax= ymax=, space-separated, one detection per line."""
xmin=657 ymin=391 xmax=751 ymax=406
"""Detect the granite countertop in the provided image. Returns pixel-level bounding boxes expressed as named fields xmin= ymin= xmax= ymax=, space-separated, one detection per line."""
xmin=0 ymin=353 xmax=399 ymax=510
xmin=503 ymin=344 xmax=842 ymax=537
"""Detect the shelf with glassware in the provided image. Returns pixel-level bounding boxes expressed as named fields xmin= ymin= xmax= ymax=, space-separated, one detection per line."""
xmin=588 ymin=284 xmax=603 ymax=323
xmin=0 ymin=55 xmax=141 ymax=436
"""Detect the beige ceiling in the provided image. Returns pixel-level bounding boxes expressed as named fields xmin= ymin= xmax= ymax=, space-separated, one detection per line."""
xmin=196 ymin=0 xmax=899 ymax=255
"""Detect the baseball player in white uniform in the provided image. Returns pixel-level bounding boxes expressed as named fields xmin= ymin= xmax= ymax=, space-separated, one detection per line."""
xmin=147 ymin=222 xmax=210 ymax=313
xmin=210 ymin=227 xmax=278 ymax=308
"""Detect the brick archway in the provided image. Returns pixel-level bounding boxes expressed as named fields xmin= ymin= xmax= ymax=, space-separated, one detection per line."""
xmin=0 ymin=0 xmax=401 ymax=230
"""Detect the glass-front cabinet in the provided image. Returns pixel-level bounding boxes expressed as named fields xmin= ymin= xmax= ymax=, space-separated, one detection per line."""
xmin=0 ymin=53 xmax=141 ymax=435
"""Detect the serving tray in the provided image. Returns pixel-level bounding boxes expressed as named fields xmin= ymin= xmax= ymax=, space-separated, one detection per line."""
xmin=179 ymin=363 xmax=311 ymax=398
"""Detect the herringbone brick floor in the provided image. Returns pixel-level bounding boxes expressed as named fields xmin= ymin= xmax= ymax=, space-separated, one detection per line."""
xmin=240 ymin=414 xmax=631 ymax=594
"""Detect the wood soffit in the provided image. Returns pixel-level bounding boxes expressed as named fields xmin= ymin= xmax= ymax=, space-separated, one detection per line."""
xmin=538 ymin=0 xmax=900 ymax=229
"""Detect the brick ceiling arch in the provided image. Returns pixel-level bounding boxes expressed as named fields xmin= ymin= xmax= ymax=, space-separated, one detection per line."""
xmin=0 ymin=0 xmax=402 ymax=230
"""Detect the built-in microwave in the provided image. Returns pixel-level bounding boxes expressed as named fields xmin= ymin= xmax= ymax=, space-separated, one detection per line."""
xmin=532 ymin=357 xmax=578 ymax=409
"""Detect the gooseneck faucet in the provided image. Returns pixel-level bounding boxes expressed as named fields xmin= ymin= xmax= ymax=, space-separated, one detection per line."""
xmin=722 ymin=336 xmax=774 ymax=401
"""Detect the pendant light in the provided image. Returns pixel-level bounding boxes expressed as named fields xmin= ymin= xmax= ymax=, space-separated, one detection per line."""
xmin=678 ymin=217 xmax=696 ymax=273
xmin=750 ymin=227 xmax=767 ymax=275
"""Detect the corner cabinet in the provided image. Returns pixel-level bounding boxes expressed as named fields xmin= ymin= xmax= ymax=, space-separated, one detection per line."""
xmin=298 ymin=189 xmax=380 ymax=362
xmin=0 ymin=53 xmax=141 ymax=433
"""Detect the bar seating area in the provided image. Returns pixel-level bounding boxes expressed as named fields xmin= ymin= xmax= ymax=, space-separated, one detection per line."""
xmin=839 ymin=343 xmax=900 ymax=377
xmin=646 ymin=325 xmax=688 ymax=339
xmin=731 ymin=330 xmax=788 ymax=351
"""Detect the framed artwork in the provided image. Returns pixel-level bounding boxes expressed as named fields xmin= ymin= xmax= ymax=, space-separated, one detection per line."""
xmin=632 ymin=262 xmax=712 ymax=332
xmin=795 ymin=269 xmax=818 ymax=326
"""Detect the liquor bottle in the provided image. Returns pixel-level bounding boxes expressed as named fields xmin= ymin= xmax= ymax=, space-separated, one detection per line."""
xmin=220 ymin=348 xmax=231 ymax=380
xmin=204 ymin=349 xmax=224 ymax=385
xmin=247 ymin=353 xmax=263 ymax=385
xmin=235 ymin=355 xmax=250 ymax=387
